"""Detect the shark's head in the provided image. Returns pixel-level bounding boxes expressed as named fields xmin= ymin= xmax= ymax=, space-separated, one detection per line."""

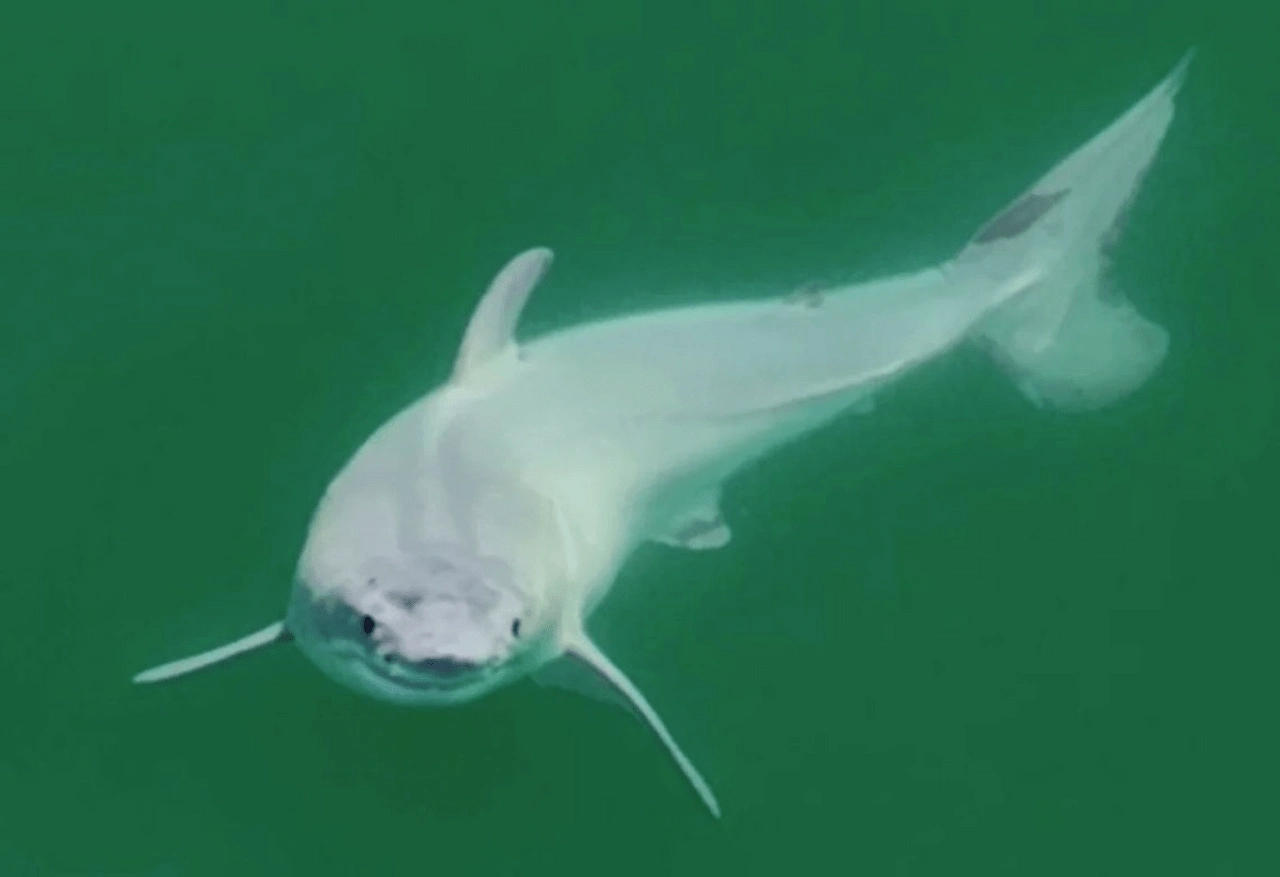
xmin=286 ymin=538 xmax=549 ymax=706
xmin=132 ymin=248 xmax=573 ymax=704
xmin=130 ymin=474 xmax=560 ymax=703
xmin=130 ymin=245 xmax=730 ymax=815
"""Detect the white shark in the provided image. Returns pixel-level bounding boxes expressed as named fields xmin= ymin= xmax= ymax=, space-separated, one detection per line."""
xmin=134 ymin=55 xmax=1191 ymax=817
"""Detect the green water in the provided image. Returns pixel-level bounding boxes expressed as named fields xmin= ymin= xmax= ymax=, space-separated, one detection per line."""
xmin=2 ymin=2 xmax=1276 ymax=874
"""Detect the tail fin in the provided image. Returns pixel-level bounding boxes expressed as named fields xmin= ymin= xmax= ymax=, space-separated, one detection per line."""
xmin=955 ymin=52 xmax=1192 ymax=411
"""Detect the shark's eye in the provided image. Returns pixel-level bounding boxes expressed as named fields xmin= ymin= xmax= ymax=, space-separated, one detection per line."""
xmin=511 ymin=618 xmax=521 ymax=637
xmin=361 ymin=615 xmax=376 ymax=635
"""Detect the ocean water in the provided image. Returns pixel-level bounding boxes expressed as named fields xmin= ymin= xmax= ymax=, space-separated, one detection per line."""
xmin=1 ymin=2 xmax=1275 ymax=875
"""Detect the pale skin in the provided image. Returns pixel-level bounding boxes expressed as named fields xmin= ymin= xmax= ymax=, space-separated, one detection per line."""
xmin=134 ymin=53 xmax=1191 ymax=817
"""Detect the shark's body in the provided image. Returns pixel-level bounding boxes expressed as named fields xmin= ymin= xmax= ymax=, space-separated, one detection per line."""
xmin=135 ymin=56 xmax=1191 ymax=817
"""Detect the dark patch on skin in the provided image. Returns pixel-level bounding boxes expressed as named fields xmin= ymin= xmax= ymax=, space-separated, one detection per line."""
xmin=786 ymin=283 xmax=824 ymax=309
xmin=973 ymin=189 xmax=1069 ymax=244
xmin=361 ymin=614 xmax=376 ymax=635
xmin=389 ymin=592 xmax=423 ymax=612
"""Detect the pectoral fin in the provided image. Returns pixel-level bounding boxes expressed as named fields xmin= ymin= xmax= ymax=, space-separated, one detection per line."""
xmin=561 ymin=630 xmax=721 ymax=818
xmin=534 ymin=653 xmax=638 ymax=718
xmin=132 ymin=621 xmax=291 ymax=684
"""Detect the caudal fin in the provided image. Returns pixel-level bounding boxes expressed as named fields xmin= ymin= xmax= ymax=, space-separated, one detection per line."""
xmin=955 ymin=52 xmax=1192 ymax=411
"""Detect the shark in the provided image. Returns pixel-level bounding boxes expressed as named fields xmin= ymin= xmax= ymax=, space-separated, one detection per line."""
xmin=134 ymin=54 xmax=1191 ymax=817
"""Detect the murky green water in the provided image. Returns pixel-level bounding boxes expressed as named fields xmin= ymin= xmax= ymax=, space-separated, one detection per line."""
xmin=2 ymin=2 xmax=1275 ymax=874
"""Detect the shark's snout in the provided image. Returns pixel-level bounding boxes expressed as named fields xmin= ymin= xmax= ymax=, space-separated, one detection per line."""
xmin=285 ymin=542 xmax=537 ymax=706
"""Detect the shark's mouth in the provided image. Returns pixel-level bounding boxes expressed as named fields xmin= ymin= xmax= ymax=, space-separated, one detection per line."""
xmin=297 ymin=631 xmax=501 ymax=707
xmin=347 ymin=637 xmax=500 ymax=688
xmin=285 ymin=579 xmax=519 ymax=706
xmin=401 ymin=656 xmax=477 ymax=678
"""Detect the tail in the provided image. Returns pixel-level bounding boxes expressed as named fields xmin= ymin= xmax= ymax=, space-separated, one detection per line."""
xmin=953 ymin=52 xmax=1192 ymax=411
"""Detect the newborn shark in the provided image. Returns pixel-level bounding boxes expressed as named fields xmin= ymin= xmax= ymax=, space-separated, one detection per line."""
xmin=134 ymin=55 xmax=1191 ymax=817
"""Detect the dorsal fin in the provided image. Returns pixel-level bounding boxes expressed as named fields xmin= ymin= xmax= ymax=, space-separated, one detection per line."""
xmin=452 ymin=247 xmax=554 ymax=382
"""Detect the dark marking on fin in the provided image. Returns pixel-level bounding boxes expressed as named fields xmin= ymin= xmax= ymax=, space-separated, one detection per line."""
xmin=973 ymin=190 xmax=1069 ymax=244
xmin=390 ymin=592 xmax=423 ymax=611
xmin=1102 ymin=171 xmax=1148 ymax=255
